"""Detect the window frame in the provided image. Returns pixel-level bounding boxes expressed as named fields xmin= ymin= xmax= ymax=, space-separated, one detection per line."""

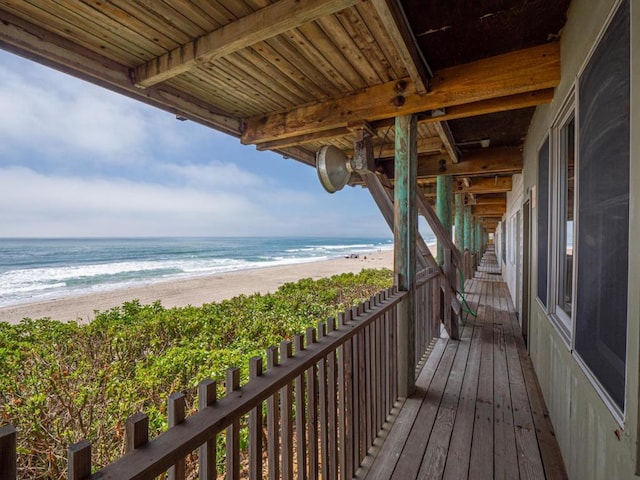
xmin=548 ymin=93 xmax=577 ymax=343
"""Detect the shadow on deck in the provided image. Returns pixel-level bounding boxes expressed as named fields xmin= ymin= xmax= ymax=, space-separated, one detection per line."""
xmin=359 ymin=248 xmax=568 ymax=480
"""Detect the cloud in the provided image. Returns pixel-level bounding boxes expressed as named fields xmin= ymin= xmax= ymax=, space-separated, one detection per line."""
xmin=161 ymin=162 xmax=265 ymax=189
xmin=0 ymin=167 xmax=262 ymax=236
xmin=0 ymin=63 xmax=164 ymax=164
xmin=0 ymin=166 xmax=366 ymax=237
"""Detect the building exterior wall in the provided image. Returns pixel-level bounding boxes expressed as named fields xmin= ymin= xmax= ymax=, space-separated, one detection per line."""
xmin=516 ymin=0 xmax=640 ymax=477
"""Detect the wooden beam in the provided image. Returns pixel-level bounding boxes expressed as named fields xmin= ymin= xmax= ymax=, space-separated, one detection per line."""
xmin=382 ymin=146 xmax=522 ymax=178
xmin=455 ymin=176 xmax=513 ymax=194
xmin=0 ymin=9 xmax=241 ymax=136
xmin=370 ymin=0 xmax=431 ymax=94
xmin=353 ymin=136 xmax=443 ymax=159
xmin=433 ymin=122 xmax=459 ymax=162
xmin=468 ymin=193 xmax=507 ymax=206
xmin=472 ymin=205 xmax=506 ymax=216
xmin=133 ymin=0 xmax=357 ymax=88
xmin=248 ymin=88 xmax=554 ymax=149
xmin=242 ymin=43 xmax=560 ymax=144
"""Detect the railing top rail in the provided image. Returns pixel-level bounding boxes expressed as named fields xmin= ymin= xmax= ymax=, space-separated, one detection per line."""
xmin=90 ymin=288 xmax=406 ymax=479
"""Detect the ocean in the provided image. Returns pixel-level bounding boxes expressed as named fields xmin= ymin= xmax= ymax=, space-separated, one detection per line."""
xmin=0 ymin=237 xmax=395 ymax=308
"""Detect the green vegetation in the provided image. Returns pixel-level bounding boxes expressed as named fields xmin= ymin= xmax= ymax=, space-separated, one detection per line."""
xmin=0 ymin=268 xmax=392 ymax=479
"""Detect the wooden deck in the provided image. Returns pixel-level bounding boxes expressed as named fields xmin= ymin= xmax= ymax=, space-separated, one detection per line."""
xmin=359 ymin=249 xmax=567 ymax=480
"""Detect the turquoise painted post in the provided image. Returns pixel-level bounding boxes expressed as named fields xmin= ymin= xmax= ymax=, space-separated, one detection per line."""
xmin=454 ymin=194 xmax=464 ymax=249
xmin=436 ymin=176 xmax=453 ymax=264
xmin=394 ymin=114 xmax=417 ymax=398
xmin=464 ymin=206 xmax=472 ymax=251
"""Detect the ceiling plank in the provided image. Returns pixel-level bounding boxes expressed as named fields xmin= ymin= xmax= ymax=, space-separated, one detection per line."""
xmin=133 ymin=0 xmax=357 ymax=88
xmin=370 ymin=0 xmax=431 ymax=94
xmin=0 ymin=9 xmax=242 ymax=136
xmin=242 ymin=42 xmax=560 ymax=144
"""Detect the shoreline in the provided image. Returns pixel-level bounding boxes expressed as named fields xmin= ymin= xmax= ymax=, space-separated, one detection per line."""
xmin=0 ymin=249 xmax=393 ymax=325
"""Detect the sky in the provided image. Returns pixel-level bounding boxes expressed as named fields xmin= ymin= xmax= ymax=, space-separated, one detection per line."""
xmin=0 ymin=50 xmax=393 ymax=238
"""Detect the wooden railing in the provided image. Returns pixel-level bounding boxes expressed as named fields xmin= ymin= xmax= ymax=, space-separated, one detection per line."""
xmin=1 ymin=275 xmax=444 ymax=480
xmin=414 ymin=266 xmax=440 ymax=370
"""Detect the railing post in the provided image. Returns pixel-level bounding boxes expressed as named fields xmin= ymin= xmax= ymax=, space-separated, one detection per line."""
xmin=249 ymin=358 xmax=263 ymax=480
xmin=168 ymin=393 xmax=186 ymax=480
xmin=198 ymin=379 xmax=217 ymax=480
xmin=280 ymin=340 xmax=294 ymax=480
xmin=68 ymin=440 xmax=91 ymax=480
xmin=126 ymin=412 xmax=149 ymax=452
xmin=266 ymin=346 xmax=280 ymax=480
xmin=0 ymin=424 xmax=17 ymax=480
xmin=394 ymin=114 xmax=417 ymax=399
xmin=226 ymin=367 xmax=241 ymax=480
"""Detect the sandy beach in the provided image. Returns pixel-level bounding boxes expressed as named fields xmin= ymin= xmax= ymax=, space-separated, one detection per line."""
xmin=0 ymin=249 xmax=393 ymax=325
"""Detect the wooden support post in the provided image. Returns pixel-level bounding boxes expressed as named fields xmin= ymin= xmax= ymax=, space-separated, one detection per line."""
xmin=0 ymin=425 xmax=17 ymax=480
xmin=394 ymin=114 xmax=417 ymax=398
xmin=436 ymin=176 xmax=453 ymax=264
xmin=455 ymin=194 xmax=465 ymax=249
xmin=454 ymin=193 xmax=465 ymax=285
xmin=464 ymin=206 xmax=472 ymax=277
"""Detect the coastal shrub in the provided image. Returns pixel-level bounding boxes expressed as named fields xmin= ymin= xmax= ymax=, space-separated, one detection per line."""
xmin=0 ymin=268 xmax=392 ymax=479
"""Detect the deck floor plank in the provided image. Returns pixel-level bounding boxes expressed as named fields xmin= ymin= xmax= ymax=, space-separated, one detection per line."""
xmin=363 ymin=248 xmax=567 ymax=480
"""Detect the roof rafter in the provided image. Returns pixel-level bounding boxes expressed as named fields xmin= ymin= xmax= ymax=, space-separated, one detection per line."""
xmin=0 ymin=8 xmax=242 ymax=136
xmin=132 ymin=0 xmax=357 ymax=88
xmin=242 ymin=43 xmax=560 ymax=144
xmin=370 ymin=0 xmax=431 ymax=94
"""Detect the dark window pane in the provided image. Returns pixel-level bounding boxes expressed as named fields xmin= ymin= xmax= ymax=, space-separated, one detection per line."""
xmin=575 ymin=0 xmax=629 ymax=410
xmin=558 ymin=117 xmax=575 ymax=318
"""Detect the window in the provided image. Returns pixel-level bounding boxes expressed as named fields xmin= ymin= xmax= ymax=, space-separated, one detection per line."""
xmin=574 ymin=0 xmax=629 ymax=412
xmin=536 ymin=137 xmax=549 ymax=308
xmin=537 ymin=0 xmax=629 ymax=414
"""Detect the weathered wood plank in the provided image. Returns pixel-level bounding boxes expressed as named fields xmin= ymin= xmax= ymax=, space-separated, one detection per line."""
xmin=492 ymin=294 xmax=519 ymax=480
xmin=0 ymin=10 xmax=242 ymax=136
xmin=133 ymin=0 xmax=358 ymax=87
xmin=364 ymin=338 xmax=448 ymax=480
xmin=500 ymin=283 xmax=567 ymax=479
xmin=389 ymin=339 xmax=459 ymax=479
xmin=468 ymin=283 xmax=495 ymax=480
xmin=280 ymin=341 xmax=294 ymax=480
xmin=267 ymin=347 xmax=280 ymax=480
xmin=417 ymin=325 xmax=472 ymax=480
xmin=242 ymin=43 xmax=560 ymax=144
xmin=370 ymin=0 xmax=430 ymax=94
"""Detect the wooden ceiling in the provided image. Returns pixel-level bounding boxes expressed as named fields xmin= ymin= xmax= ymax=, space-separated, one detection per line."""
xmin=0 ymin=0 xmax=569 ymax=230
